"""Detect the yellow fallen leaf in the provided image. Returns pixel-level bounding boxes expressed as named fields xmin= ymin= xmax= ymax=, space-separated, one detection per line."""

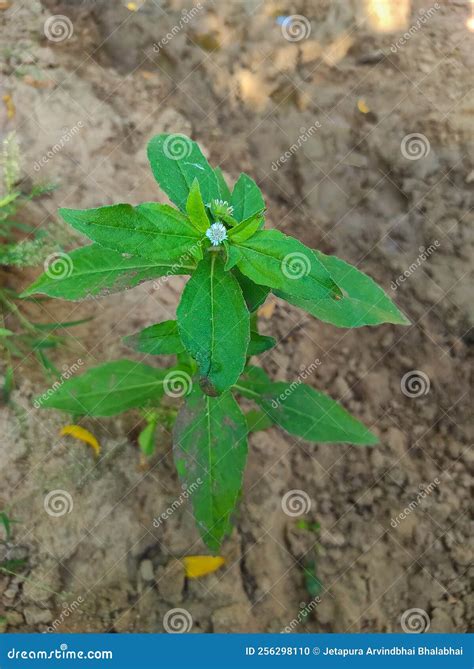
xmin=2 ymin=94 xmax=15 ymax=119
xmin=60 ymin=425 xmax=100 ymax=458
xmin=357 ymin=99 xmax=370 ymax=114
xmin=183 ymin=555 xmax=225 ymax=579
xmin=22 ymin=75 xmax=55 ymax=89
xmin=126 ymin=2 xmax=138 ymax=10
xmin=258 ymin=301 xmax=276 ymax=320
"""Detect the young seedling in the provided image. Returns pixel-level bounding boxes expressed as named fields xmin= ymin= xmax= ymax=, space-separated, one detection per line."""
xmin=24 ymin=133 xmax=409 ymax=552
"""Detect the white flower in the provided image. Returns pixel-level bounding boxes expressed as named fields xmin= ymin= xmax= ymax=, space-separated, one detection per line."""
xmin=205 ymin=222 xmax=228 ymax=246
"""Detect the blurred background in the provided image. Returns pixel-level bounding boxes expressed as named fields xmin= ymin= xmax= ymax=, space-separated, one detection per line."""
xmin=0 ymin=0 xmax=472 ymax=633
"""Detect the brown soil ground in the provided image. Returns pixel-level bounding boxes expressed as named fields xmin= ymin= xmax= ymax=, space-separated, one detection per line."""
xmin=0 ymin=0 xmax=472 ymax=634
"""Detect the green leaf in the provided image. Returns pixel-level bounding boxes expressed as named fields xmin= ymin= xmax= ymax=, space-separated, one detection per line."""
xmin=21 ymin=244 xmax=195 ymax=301
xmin=0 ymin=558 xmax=27 ymax=574
xmin=177 ymin=252 xmax=250 ymax=395
xmin=276 ymin=250 xmax=410 ymax=327
xmin=234 ymin=230 xmax=342 ymax=301
xmin=0 ymin=328 xmax=13 ymax=337
xmin=186 ymin=178 xmax=210 ymax=233
xmin=32 ymin=318 xmax=93 ymax=331
xmin=37 ymin=360 xmax=167 ymax=416
xmin=303 ymin=560 xmax=323 ymax=598
xmin=241 ymin=364 xmax=271 ymax=385
xmin=230 ymin=173 xmax=265 ymax=221
xmin=235 ymin=374 xmax=377 ymax=446
xmin=228 ymin=214 xmax=264 ymax=243
xmin=138 ymin=415 xmax=159 ymax=457
xmin=35 ymin=350 xmax=60 ymax=376
xmin=224 ymin=243 xmax=241 ymax=271
xmin=245 ymin=409 xmax=273 ymax=433
xmin=0 ymin=512 xmax=12 ymax=540
xmin=233 ymin=268 xmax=270 ymax=312
xmin=2 ymin=366 xmax=14 ymax=403
xmin=248 ymin=331 xmax=276 ymax=355
xmin=173 ymin=384 xmax=248 ymax=552
xmin=59 ymin=204 xmax=202 ymax=264
xmin=147 ymin=134 xmax=219 ymax=211
xmin=214 ymin=166 xmax=232 ymax=201
xmin=124 ymin=320 xmax=185 ymax=356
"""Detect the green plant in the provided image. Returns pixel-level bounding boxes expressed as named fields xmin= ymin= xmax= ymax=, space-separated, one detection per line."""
xmin=0 ymin=132 xmax=84 ymax=390
xmin=1 ymin=135 xmax=47 ymax=263
xmin=0 ymin=509 xmax=26 ymax=576
xmin=0 ymin=509 xmax=19 ymax=542
xmin=23 ymin=133 xmax=409 ymax=552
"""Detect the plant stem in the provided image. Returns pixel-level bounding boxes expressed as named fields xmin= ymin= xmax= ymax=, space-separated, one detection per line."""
xmin=0 ymin=289 xmax=37 ymax=333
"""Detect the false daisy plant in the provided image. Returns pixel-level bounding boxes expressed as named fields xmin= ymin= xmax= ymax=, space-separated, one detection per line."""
xmin=23 ymin=134 xmax=409 ymax=552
